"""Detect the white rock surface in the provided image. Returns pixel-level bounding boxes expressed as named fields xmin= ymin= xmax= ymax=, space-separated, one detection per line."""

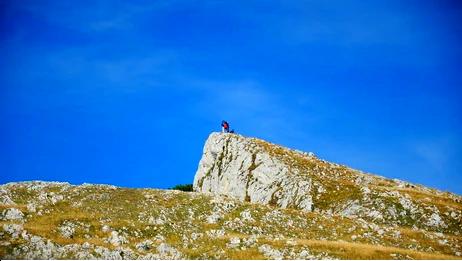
xmin=426 ymin=212 xmax=446 ymax=228
xmin=2 ymin=208 xmax=24 ymax=221
xmin=136 ymin=240 xmax=153 ymax=251
xmin=227 ymin=237 xmax=241 ymax=248
xmin=107 ymin=231 xmax=128 ymax=246
xmin=3 ymin=223 xmax=23 ymax=238
xmin=206 ymin=229 xmax=225 ymax=238
xmin=59 ymin=221 xmax=76 ymax=238
xmin=240 ymin=209 xmax=255 ymax=222
xmin=0 ymin=189 xmax=15 ymax=205
xmin=156 ymin=243 xmax=183 ymax=259
xmin=193 ymin=133 xmax=313 ymax=211
xmin=206 ymin=212 xmax=222 ymax=224
xmin=258 ymin=244 xmax=283 ymax=259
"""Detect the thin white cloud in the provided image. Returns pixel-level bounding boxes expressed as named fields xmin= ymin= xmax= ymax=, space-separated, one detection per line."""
xmin=411 ymin=137 xmax=455 ymax=174
xmin=10 ymin=1 xmax=175 ymax=33
xmin=185 ymin=78 xmax=310 ymax=143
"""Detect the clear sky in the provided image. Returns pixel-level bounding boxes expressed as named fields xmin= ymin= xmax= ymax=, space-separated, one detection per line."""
xmin=1 ymin=1 xmax=461 ymax=194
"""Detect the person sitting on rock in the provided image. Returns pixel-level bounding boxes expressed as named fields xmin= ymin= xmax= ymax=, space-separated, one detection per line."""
xmin=221 ymin=120 xmax=230 ymax=133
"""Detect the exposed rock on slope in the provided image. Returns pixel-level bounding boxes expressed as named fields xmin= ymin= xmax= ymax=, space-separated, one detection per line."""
xmin=194 ymin=132 xmax=462 ymax=234
xmin=1 ymin=133 xmax=461 ymax=259
xmin=1 ymin=181 xmax=461 ymax=259
xmin=194 ymin=132 xmax=313 ymax=211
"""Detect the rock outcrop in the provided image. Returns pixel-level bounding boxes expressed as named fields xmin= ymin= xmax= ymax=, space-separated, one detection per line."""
xmin=194 ymin=132 xmax=313 ymax=211
xmin=194 ymin=132 xmax=462 ymax=233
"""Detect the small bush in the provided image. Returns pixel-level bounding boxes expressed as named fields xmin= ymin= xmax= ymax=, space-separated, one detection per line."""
xmin=170 ymin=184 xmax=193 ymax=192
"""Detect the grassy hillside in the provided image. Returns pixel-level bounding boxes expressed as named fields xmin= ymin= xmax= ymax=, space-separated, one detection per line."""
xmin=1 ymin=181 xmax=461 ymax=259
xmin=249 ymin=136 xmax=462 ymax=234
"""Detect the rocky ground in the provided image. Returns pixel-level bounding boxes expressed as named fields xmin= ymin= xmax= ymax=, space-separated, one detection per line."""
xmin=194 ymin=133 xmax=462 ymax=236
xmin=0 ymin=181 xmax=461 ymax=259
xmin=1 ymin=133 xmax=461 ymax=259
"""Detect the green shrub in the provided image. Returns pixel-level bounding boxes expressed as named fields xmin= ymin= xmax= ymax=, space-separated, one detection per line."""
xmin=170 ymin=184 xmax=193 ymax=192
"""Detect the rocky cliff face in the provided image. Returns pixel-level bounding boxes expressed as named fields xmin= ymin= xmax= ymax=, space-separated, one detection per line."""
xmin=194 ymin=132 xmax=462 ymax=234
xmin=194 ymin=132 xmax=314 ymax=211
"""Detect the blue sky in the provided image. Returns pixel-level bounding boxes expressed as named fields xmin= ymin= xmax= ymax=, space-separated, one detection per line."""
xmin=1 ymin=0 xmax=461 ymax=194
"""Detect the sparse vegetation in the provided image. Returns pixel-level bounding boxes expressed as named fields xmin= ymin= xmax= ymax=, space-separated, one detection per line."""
xmin=0 ymin=181 xmax=461 ymax=259
xmin=1 ymin=133 xmax=461 ymax=259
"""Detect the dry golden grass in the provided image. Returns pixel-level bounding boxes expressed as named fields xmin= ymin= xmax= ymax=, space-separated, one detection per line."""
xmin=398 ymin=227 xmax=462 ymax=254
xmin=0 ymin=203 xmax=28 ymax=212
xmin=397 ymin=188 xmax=462 ymax=210
xmin=296 ymin=239 xmax=459 ymax=260
xmin=227 ymin=248 xmax=265 ymax=260
xmin=2 ymin=167 xmax=461 ymax=260
xmin=22 ymin=204 xmax=111 ymax=247
xmin=180 ymin=236 xmax=228 ymax=259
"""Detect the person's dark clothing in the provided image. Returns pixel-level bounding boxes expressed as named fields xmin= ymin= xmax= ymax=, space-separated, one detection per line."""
xmin=221 ymin=120 xmax=230 ymax=133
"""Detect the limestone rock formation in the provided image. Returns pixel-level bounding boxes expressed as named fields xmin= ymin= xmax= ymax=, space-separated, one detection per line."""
xmin=194 ymin=132 xmax=462 ymax=233
xmin=194 ymin=132 xmax=314 ymax=211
